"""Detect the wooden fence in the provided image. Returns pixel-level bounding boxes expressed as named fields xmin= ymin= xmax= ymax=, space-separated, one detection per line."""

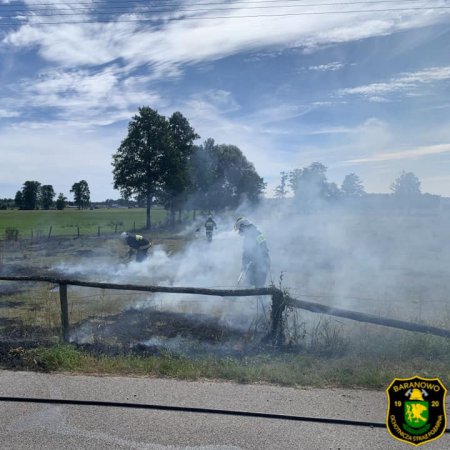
xmin=0 ymin=276 xmax=449 ymax=346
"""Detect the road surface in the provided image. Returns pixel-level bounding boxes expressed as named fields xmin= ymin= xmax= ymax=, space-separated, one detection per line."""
xmin=0 ymin=370 xmax=448 ymax=449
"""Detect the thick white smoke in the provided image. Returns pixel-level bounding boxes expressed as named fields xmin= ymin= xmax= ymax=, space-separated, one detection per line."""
xmin=54 ymin=199 xmax=450 ymax=344
xmin=54 ymin=215 xmax=267 ymax=331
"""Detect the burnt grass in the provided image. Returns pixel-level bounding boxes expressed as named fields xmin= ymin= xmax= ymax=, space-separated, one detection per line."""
xmin=0 ymin=309 xmax=272 ymax=371
xmin=0 ymin=235 xmax=277 ymax=369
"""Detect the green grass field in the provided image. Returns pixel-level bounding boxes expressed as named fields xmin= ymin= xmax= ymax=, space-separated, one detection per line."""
xmin=0 ymin=208 xmax=170 ymax=239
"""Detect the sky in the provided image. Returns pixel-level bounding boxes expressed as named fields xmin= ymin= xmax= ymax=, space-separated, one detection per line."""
xmin=0 ymin=0 xmax=450 ymax=201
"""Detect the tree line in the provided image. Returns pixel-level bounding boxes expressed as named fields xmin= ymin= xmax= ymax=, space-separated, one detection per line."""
xmin=11 ymin=180 xmax=91 ymax=211
xmin=1 ymin=105 xmax=439 ymax=219
xmin=274 ymin=162 xmax=434 ymax=211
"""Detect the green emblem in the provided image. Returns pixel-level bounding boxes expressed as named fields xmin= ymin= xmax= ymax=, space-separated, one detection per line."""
xmin=386 ymin=376 xmax=447 ymax=446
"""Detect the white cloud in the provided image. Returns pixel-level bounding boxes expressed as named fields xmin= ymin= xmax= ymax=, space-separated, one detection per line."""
xmin=0 ymin=108 xmax=19 ymax=118
xmin=0 ymin=125 xmax=122 ymax=200
xmin=308 ymin=61 xmax=344 ymax=71
xmin=344 ymin=143 xmax=450 ymax=164
xmin=3 ymin=2 xmax=449 ymax=73
xmin=3 ymin=66 xmax=162 ymax=126
xmin=339 ymin=66 xmax=450 ymax=100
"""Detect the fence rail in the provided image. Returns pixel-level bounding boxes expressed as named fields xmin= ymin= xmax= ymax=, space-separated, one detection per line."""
xmin=0 ymin=276 xmax=449 ymax=346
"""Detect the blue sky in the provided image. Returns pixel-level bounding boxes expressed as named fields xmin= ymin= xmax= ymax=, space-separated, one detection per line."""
xmin=1 ymin=0 xmax=450 ymax=201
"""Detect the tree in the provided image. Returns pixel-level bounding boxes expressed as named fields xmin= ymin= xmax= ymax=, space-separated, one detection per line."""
xmin=390 ymin=171 xmax=422 ymax=210
xmin=163 ymin=111 xmax=199 ymax=224
xmin=14 ymin=191 xmax=23 ymax=209
xmin=341 ymin=173 xmax=365 ymax=198
xmin=274 ymin=171 xmax=289 ymax=198
xmin=289 ymin=163 xmax=330 ymax=210
xmin=39 ymin=185 xmax=55 ymax=210
xmin=391 ymin=171 xmax=421 ymax=196
xmin=189 ymin=139 xmax=266 ymax=211
xmin=55 ymin=193 xmax=67 ymax=210
xmin=112 ymin=107 xmax=174 ymax=229
xmin=70 ymin=180 xmax=90 ymax=209
xmin=21 ymin=181 xmax=41 ymax=210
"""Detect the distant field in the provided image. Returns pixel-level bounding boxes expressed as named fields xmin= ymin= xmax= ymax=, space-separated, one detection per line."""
xmin=0 ymin=208 xmax=169 ymax=239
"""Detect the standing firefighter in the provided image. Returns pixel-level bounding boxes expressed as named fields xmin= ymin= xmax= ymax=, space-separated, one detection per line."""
xmin=235 ymin=217 xmax=270 ymax=287
xmin=204 ymin=215 xmax=217 ymax=242
xmin=120 ymin=232 xmax=152 ymax=262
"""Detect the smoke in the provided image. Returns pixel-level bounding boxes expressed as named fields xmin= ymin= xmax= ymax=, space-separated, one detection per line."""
xmin=255 ymin=198 xmax=450 ymax=325
xmin=54 ymin=197 xmax=450 ymax=351
xmin=54 ymin=215 xmax=269 ymax=334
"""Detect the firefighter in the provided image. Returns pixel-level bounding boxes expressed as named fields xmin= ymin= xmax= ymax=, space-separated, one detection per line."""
xmin=204 ymin=215 xmax=217 ymax=242
xmin=234 ymin=217 xmax=270 ymax=287
xmin=120 ymin=232 xmax=152 ymax=262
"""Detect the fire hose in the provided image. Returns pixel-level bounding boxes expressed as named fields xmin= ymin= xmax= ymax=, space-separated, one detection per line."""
xmin=4 ymin=396 xmax=445 ymax=431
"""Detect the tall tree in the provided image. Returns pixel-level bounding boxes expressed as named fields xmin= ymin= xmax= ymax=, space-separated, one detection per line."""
xmin=21 ymin=181 xmax=41 ymax=210
xmin=70 ymin=180 xmax=90 ymax=209
xmin=274 ymin=171 xmax=289 ymax=199
xmin=112 ymin=107 xmax=173 ymax=229
xmin=189 ymin=140 xmax=265 ymax=211
xmin=341 ymin=173 xmax=365 ymax=198
xmin=163 ymin=111 xmax=199 ymax=224
xmin=39 ymin=185 xmax=56 ymax=210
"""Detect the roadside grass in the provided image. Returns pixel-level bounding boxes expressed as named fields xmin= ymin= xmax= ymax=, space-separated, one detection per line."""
xmin=6 ymin=341 xmax=449 ymax=388
xmin=0 ymin=208 xmax=170 ymax=239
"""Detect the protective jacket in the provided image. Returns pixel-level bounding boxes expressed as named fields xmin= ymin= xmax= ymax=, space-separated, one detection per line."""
xmin=205 ymin=218 xmax=217 ymax=232
xmin=241 ymin=225 xmax=270 ymax=287
xmin=125 ymin=234 xmax=151 ymax=262
xmin=126 ymin=234 xmax=150 ymax=250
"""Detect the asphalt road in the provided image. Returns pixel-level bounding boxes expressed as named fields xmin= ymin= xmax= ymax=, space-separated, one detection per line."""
xmin=0 ymin=371 xmax=448 ymax=450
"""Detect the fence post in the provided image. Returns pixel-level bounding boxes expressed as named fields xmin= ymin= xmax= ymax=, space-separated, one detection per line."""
xmin=270 ymin=290 xmax=285 ymax=346
xmin=59 ymin=283 xmax=70 ymax=343
xmin=98 ymin=226 xmax=100 ymax=236
xmin=48 ymin=226 xmax=53 ymax=240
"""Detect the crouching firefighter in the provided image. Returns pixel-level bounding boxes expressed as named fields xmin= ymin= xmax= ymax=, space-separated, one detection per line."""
xmin=120 ymin=232 xmax=152 ymax=262
xmin=234 ymin=217 xmax=270 ymax=288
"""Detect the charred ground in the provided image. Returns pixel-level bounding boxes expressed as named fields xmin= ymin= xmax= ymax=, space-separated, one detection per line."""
xmin=0 ymin=233 xmax=272 ymax=369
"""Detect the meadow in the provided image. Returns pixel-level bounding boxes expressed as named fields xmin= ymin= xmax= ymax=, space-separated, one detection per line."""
xmin=0 ymin=207 xmax=169 ymax=239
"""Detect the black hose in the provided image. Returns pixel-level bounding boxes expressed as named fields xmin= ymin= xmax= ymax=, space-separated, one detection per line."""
xmin=1 ymin=396 xmax=448 ymax=433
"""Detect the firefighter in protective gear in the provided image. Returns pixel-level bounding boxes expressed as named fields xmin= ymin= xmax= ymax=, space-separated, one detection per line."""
xmin=120 ymin=232 xmax=152 ymax=262
xmin=234 ymin=217 xmax=270 ymax=287
xmin=204 ymin=215 xmax=217 ymax=242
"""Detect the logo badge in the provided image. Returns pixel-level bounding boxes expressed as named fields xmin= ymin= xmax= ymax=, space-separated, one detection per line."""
xmin=386 ymin=376 xmax=447 ymax=446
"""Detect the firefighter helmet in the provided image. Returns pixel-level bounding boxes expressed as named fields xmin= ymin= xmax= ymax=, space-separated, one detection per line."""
xmin=234 ymin=217 xmax=251 ymax=231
